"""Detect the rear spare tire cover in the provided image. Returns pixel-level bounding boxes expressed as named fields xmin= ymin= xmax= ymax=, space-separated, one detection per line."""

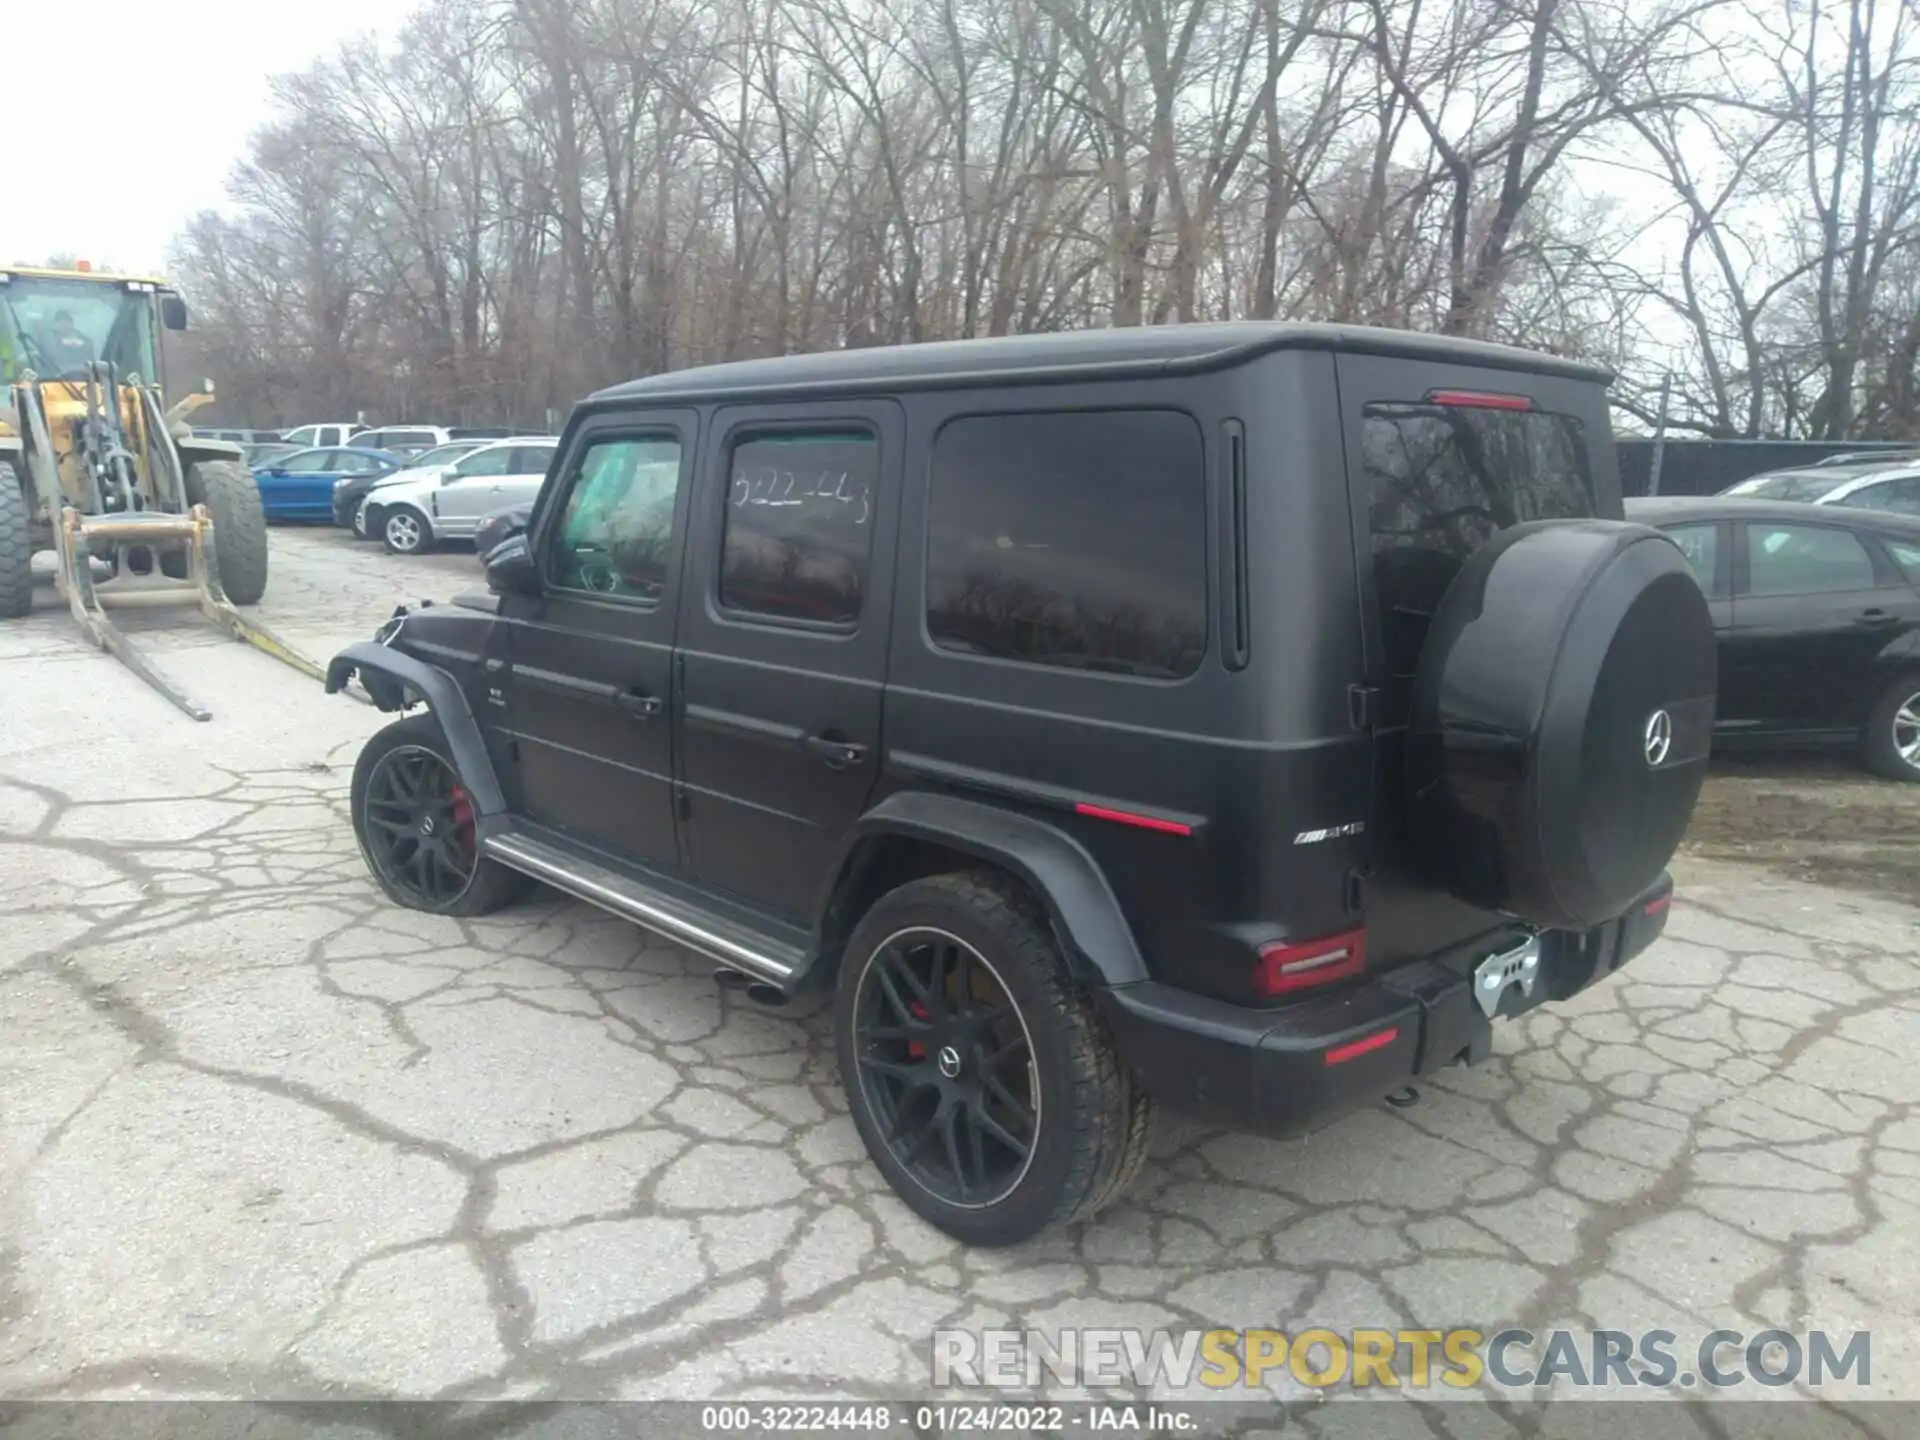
xmin=1406 ymin=519 xmax=1715 ymax=930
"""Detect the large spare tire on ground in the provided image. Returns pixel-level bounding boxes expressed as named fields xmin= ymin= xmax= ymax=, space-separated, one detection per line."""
xmin=1406 ymin=519 xmax=1716 ymax=930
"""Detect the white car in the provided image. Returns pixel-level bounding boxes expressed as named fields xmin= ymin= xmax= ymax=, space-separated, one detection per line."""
xmin=1721 ymin=462 xmax=1920 ymax=515
xmin=280 ymin=421 xmax=362 ymax=448
xmin=359 ymin=437 xmax=559 ymax=554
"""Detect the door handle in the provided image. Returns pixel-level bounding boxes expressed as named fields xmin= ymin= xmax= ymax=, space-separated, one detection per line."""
xmin=803 ymin=734 xmax=868 ymax=769
xmin=617 ymin=689 xmax=663 ymax=718
xmin=1854 ymin=609 xmax=1899 ymax=627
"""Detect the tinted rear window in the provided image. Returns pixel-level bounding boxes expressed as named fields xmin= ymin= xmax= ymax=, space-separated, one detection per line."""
xmin=1363 ymin=401 xmax=1594 ymax=684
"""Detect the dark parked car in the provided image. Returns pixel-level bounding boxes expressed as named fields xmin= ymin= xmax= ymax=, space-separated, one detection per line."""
xmin=473 ymin=503 xmax=532 ymax=559
xmin=327 ymin=323 xmax=1715 ymax=1244
xmin=1628 ymin=497 xmax=1920 ymax=780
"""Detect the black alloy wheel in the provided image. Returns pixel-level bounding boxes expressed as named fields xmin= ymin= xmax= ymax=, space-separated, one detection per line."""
xmin=850 ymin=927 xmax=1039 ymax=1209
xmin=359 ymin=744 xmax=478 ymax=906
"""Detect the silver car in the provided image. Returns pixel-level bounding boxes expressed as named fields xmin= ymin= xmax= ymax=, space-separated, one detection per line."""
xmin=360 ymin=438 xmax=559 ymax=555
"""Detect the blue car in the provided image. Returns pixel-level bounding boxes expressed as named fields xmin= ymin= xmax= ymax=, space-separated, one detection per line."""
xmin=251 ymin=446 xmax=404 ymax=522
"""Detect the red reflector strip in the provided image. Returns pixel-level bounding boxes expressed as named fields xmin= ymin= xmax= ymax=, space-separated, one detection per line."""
xmin=1325 ymin=1027 xmax=1399 ymax=1066
xmin=1427 ymin=389 xmax=1532 ymax=411
xmin=1073 ymin=802 xmax=1192 ymax=836
xmin=1644 ymin=894 xmax=1672 ymax=916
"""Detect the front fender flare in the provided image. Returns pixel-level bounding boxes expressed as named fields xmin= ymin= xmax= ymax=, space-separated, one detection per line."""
xmin=326 ymin=640 xmax=506 ymax=818
xmin=824 ymin=790 xmax=1148 ymax=987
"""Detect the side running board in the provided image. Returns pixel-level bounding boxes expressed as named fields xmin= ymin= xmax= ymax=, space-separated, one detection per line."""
xmin=481 ymin=830 xmax=804 ymax=988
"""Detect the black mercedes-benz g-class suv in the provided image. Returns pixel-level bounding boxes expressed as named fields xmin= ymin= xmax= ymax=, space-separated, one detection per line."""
xmin=328 ymin=323 xmax=1715 ymax=1246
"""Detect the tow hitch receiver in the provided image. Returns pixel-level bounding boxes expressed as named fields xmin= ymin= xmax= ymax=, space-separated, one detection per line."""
xmin=1472 ymin=935 xmax=1542 ymax=1018
xmin=55 ymin=504 xmax=337 ymax=721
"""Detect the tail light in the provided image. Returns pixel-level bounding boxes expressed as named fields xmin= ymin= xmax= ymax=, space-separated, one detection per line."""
xmin=1255 ymin=928 xmax=1366 ymax=997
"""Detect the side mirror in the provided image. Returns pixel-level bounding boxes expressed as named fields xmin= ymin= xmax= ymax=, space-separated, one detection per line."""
xmin=485 ymin=534 xmax=540 ymax=597
xmin=438 ymin=467 xmax=461 ymax=486
xmin=160 ymin=294 xmax=190 ymax=331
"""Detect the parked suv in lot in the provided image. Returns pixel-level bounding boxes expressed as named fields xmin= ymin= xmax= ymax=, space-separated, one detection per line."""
xmin=328 ymin=323 xmax=1716 ymax=1245
xmin=359 ymin=437 xmax=558 ymax=554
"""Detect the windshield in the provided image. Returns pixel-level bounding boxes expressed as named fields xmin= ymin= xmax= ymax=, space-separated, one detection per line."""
xmin=1728 ymin=472 xmax=1843 ymax=502
xmin=0 ymin=275 xmax=159 ymax=384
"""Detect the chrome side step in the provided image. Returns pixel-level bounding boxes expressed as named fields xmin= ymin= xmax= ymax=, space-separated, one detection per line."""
xmin=481 ymin=831 xmax=803 ymax=987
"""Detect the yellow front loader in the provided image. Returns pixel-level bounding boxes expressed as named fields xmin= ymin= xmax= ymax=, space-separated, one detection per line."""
xmin=0 ymin=263 xmax=331 ymax=719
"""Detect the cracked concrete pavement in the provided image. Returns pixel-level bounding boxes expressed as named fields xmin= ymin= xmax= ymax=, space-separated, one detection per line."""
xmin=2 ymin=527 xmax=1917 ymax=1410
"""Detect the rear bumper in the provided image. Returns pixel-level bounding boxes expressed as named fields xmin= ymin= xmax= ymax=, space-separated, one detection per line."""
xmin=1097 ymin=874 xmax=1673 ymax=1139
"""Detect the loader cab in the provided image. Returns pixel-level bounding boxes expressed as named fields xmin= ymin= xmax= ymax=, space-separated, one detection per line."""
xmin=0 ymin=268 xmax=182 ymax=388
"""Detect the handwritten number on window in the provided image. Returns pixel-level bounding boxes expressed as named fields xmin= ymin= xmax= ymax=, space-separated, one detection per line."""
xmin=730 ymin=468 xmax=869 ymax=525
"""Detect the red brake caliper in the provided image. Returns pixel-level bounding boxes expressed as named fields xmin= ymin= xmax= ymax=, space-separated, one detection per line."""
xmin=448 ymin=785 xmax=475 ymax=852
xmin=906 ymin=1000 xmax=930 ymax=1059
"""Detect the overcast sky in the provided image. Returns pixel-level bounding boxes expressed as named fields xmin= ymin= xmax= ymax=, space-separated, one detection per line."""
xmin=2 ymin=0 xmax=404 ymax=275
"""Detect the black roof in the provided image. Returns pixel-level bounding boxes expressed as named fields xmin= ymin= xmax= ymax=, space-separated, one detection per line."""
xmin=590 ymin=322 xmax=1609 ymax=405
xmin=1627 ymin=495 xmax=1920 ymax=538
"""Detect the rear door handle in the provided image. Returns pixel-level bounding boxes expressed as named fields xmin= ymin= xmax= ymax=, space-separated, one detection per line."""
xmin=1854 ymin=609 xmax=1899 ymax=627
xmin=617 ymin=689 xmax=663 ymax=718
xmin=803 ymin=734 xmax=868 ymax=769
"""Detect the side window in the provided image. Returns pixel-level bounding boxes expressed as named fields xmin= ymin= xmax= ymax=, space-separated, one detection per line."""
xmin=719 ymin=429 xmax=877 ymax=624
xmin=282 ymin=451 xmax=333 ymax=472
xmin=926 ymin=409 xmax=1208 ymax=679
xmin=511 ymin=447 xmax=555 ymax=475
xmin=546 ymin=436 xmax=683 ymax=599
xmin=455 ymin=447 xmax=515 ymax=479
xmin=1888 ymin=540 xmax=1920 ymax=582
xmin=1746 ymin=524 xmax=1876 ymax=596
xmin=1665 ymin=523 xmax=1719 ymax=591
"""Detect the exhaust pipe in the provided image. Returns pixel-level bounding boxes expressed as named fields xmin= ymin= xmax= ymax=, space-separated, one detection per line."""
xmin=711 ymin=968 xmax=790 ymax=1008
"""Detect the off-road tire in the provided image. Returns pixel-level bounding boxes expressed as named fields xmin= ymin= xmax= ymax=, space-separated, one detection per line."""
xmin=834 ymin=870 xmax=1153 ymax=1246
xmin=1861 ymin=671 xmax=1920 ymax=783
xmin=349 ymin=713 xmax=529 ymax=915
xmin=0 ymin=461 xmax=32 ymax=619
xmin=383 ymin=506 xmax=434 ymax=555
xmin=184 ymin=459 xmax=269 ymax=605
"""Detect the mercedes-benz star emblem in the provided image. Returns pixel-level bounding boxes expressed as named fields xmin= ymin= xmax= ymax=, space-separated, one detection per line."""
xmin=937 ymin=1045 xmax=963 ymax=1079
xmin=1644 ymin=708 xmax=1673 ymax=768
xmin=419 ymin=816 xmax=437 ymax=836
